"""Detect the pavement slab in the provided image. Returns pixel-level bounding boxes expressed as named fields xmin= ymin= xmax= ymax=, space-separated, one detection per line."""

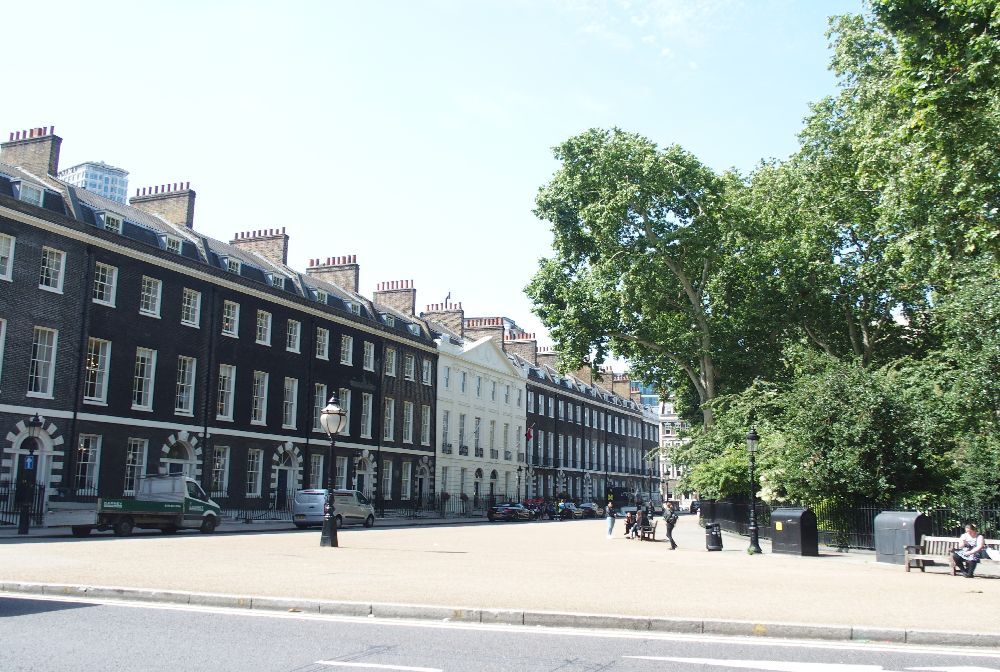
xmin=1 ymin=516 xmax=997 ymax=633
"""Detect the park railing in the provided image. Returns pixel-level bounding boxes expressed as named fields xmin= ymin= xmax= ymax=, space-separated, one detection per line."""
xmin=700 ymin=499 xmax=1000 ymax=550
xmin=0 ymin=482 xmax=46 ymax=527
xmin=218 ymin=489 xmax=297 ymax=523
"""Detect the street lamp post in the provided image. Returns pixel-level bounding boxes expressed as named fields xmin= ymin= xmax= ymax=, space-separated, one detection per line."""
xmin=746 ymin=427 xmax=763 ymax=555
xmin=18 ymin=413 xmax=44 ymax=535
xmin=318 ymin=393 xmax=348 ymax=548
xmin=516 ymin=465 xmax=522 ymax=503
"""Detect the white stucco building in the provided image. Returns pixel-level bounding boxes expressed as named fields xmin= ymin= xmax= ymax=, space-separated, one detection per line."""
xmin=433 ymin=333 xmax=527 ymax=506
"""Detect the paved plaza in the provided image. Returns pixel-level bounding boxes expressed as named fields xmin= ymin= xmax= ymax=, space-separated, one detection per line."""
xmin=1 ymin=516 xmax=997 ymax=632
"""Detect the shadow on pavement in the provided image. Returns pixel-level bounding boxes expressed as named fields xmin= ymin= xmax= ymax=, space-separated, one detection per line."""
xmin=0 ymin=596 xmax=97 ymax=618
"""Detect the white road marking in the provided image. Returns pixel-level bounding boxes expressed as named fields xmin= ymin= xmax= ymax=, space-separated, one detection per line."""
xmin=3 ymin=592 xmax=999 ymax=660
xmin=315 ymin=662 xmax=441 ymax=672
xmin=908 ymin=668 xmax=1000 ymax=671
xmin=626 ymin=657 xmax=886 ymax=671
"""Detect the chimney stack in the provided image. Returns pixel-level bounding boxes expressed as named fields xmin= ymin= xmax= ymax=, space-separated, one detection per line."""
xmin=536 ymin=346 xmax=557 ymax=370
xmin=373 ymin=279 xmax=417 ymax=316
xmin=1 ymin=126 xmax=62 ymax=176
xmin=503 ymin=332 xmax=538 ymax=365
xmin=230 ymin=227 xmax=289 ymax=265
xmin=463 ymin=316 xmax=506 ymax=347
xmin=420 ymin=300 xmax=465 ymax=338
xmin=131 ymin=182 xmax=196 ymax=229
xmin=306 ymin=255 xmax=360 ymax=293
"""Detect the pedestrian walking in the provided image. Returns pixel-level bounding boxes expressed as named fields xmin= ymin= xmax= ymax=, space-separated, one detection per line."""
xmin=605 ymin=503 xmax=616 ymax=539
xmin=664 ymin=502 xmax=678 ymax=550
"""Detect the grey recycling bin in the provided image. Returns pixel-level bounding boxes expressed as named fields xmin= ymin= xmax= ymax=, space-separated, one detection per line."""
xmin=770 ymin=507 xmax=819 ymax=556
xmin=705 ymin=522 xmax=723 ymax=551
xmin=874 ymin=511 xmax=932 ymax=565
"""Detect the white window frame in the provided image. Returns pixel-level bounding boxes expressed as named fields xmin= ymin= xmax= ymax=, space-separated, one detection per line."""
xmin=165 ymin=236 xmax=182 ymax=254
xmin=287 ymin=320 xmax=301 ymax=353
xmin=0 ymin=318 xmax=5 ymax=388
xmin=0 ymin=233 xmax=14 ymax=281
xmin=382 ymin=459 xmax=393 ymax=499
xmin=363 ymin=341 xmax=375 ymax=371
xmin=124 ymin=438 xmax=147 ymax=496
xmin=92 ymin=262 xmax=118 ymax=307
xmin=19 ymin=182 xmax=43 ymax=206
xmin=211 ymin=446 xmax=230 ymax=497
xmin=175 ymin=355 xmax=197 ymax=416
xmin=383 ymin=398 xmax=395 ymax=442
xmin=217 ymin=364 xmax=236 ymax=421
xmin=222 ymin=301 xmax=240 ymax=337
xmin=312 ymin=383 xmax=328 ymax=432
xmin=401 ymin=462 xmax=412 ymax=500
xmin=420 ymin=405 xmax=431 ymax=446
xmin=251 ymin=371 xmax=269 ymax=425
xmin=246 ymin=448 xmax=263 ymax=496
xmin=75 ymin=434 xmax=102 ymax=491
xmin=139 ymin=276 xmax=162 ymax=318
xmin=181 ymin=288 xmax=201 ymax=327
xmin=443 ymin=366 xmax=450 ymax=389
xmin=310 ymin=453 xmax=324 ymax=489
xmin=476 ymin=375 xmax=482 ymax=397
xmin=460 ymin=372 xmax=467 ymax=393
xmin=421 ymin=359 xmax=432 ymax=385
xmin=256 ymin=310 xmax=272 ymax=345
xmin=282 ymin=377 xmax=298 ymax=429
xmin=385 ymin=348 xmax=397 ymax=377
xmin=83 ymin=337 xmax=111 ymax=404
xmin=340 ymin=335 xmax=354 ymax=365
xmin=339 ymin=388 xmax=352 ymax=436
xmin=227 ymin=258 xmax=242 ymax=274
xmin=491 ymin=381 xmax=497 ymax=401
xmin=315 ymin=327 xmax=329 ymax=360
xmin=27 ymin=327 xmax=58 ymax=398
xmin=402 ymin=401 xmax=414 ymax=444
xmin=38 ymin=246 xmax=66 ymax=293
xmin=336 ymin=456 xmax=348 ymax=489
xmin=132 ymin=347 xmax=157 ymax=411
xmin=360 ymin=392 xmax=373 ymax=438
xmin=103 ymin=213 xmax=123 ymax=234
xmin=404 ymin=354 xmax=416 ymax=381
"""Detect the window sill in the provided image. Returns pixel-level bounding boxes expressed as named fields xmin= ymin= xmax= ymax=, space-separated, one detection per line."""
xmin=256 ymin=341 xmax=271 ymax=347
xmin=175 ymin=410 xmax=194 ymax=417
xmin=92 ymin=300 xmax=116 ymax=308
xmin=316 ymin=355 xmax=329 ymax=361
xmin=216 ymin=416 xmax=234 ymax=422
xmin=38 ymin=285 xmax=64 ymax=294
xmin=181 ymin=322 xmax=200 ymax=329
xmin=287 ymin=349 xmax=300 ymax=354
xmin=131 ymin=405 xmax=153 ymax=412
xmin=251 ymin=420 xmax=266 ymax=426
xmin=222 ymin=332 xmax=239 ymax=339
xmin=282 ymin=425 xmax=297 ymax=430
xmin=139 ymin=311 xmax=161 ymax=319
xmin=26 ymin=392 xmax=54 ymax=399
xmin=83 ymin=399 xmax=107 ymax=406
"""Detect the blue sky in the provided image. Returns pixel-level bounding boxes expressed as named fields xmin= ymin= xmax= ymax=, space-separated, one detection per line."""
xmin=5 ymin=0 xmax=861 ymax=345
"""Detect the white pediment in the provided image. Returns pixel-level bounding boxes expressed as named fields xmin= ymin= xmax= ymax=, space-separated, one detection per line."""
xmin=461 ymin=337 xmax=522 ymax=377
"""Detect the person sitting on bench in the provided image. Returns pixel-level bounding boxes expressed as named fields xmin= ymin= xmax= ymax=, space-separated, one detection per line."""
xmin=953 ymin=523 xmax=986 ymax=578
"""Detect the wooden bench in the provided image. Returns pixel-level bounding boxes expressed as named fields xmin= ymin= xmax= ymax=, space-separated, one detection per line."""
xmin=904 ymin=535 xmax=1000 ymax=575
xmin=639 ymin=520 xmax=658 ymax=541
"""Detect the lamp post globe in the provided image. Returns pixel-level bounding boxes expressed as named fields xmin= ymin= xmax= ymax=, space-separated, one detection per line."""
xmin=319 ymin=394 xmax=347 ymax=548
xmin=746 ymin=427 xmax=763 ymax=555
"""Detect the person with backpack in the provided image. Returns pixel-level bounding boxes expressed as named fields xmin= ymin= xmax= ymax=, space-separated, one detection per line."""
xmin=664 ymin=502 xmax=679 ymax=550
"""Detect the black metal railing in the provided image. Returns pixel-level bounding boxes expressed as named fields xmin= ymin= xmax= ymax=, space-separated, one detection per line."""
xmin=700 ymin=499 xmax=1000 ymax=550
xmin=441 ymin=443 xmax=453 ymax=454
xmin=218 ymin=489 xmax=297 ymax=523
xmin=459 ymin=445 xmax=469 ymax=456
xmin=0 ymin=482 xmax=46 ymax=527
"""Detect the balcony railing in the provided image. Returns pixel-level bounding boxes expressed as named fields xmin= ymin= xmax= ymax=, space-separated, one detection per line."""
xmin=442 ymin=443 xmax=453 ymax=454
xmin=475 ymin=447 xmax=484 ymax=458
xmin=490 ymin=449 xmax=499 ymax=459
xmin=459 ymin=445 xmax=469 ymax=456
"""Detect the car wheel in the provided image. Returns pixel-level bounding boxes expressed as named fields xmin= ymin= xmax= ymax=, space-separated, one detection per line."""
xmin=294 ymin=523 xmax=308 ymax=530
xmin=199 ymin=517 xmax=217 ymax=534
xmin=71 ymin=526 xmax=91 ymax=537
xmin=113 ymin=517 xmax=134 ymax=537
xmin=364 ymin=514 xmax=375 ymax=528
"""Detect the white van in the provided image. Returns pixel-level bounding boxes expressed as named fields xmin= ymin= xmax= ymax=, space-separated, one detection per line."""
xmin=292 ymin=489 xmax=375 ymax=529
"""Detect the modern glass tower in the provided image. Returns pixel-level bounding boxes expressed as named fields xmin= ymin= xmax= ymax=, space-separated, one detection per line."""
xmin=58 ymin=161 xmax=129 ymax=203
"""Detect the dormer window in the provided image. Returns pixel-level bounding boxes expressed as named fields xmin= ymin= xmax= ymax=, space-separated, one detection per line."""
xmin=384 ymin=315 xmax=395 ymax=327
xmin=346 ymin=302 xmax=361 ymax=316
xmin=315 ymin=289 xmax=328 ymax=304
xmin=271 ymin=275 xmax=285 ymax=291
xmin=19 ymin=182 xmax=43 ymax=206
xmin=407 ymin=324 xmax=421 ymax=336
xmin=165 ymin=236 xmax=182 ymax=255
xmin=226 ymin=258 xmax=241 ymax=274
xmin=104 ymin=214 xmax=123 ymax=235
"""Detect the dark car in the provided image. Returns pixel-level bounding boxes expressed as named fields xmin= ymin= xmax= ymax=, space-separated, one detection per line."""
xmin=689 ymin=500 xmax=701 ymax=514
xmin=578 ymin=502 xmax=602 ymax=518
xmin=487 ymin=502 xmax=534 ymax=522
xmin=557 ymin=502 xmax=585 ymax=520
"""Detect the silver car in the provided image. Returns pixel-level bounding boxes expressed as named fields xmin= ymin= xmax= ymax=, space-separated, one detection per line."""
xmin=292 ymin=489 xmax=376 ymax=529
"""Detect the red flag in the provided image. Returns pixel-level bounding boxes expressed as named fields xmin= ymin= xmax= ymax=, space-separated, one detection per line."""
xmin=525 ymin=423 xmax=535 ymax=441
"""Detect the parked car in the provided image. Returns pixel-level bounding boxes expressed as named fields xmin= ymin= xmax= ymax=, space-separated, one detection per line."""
xmin=557 ymin=502 xmax=585 ymax=520
xmin=578 ymin=502 xmax=602 ymax=518
xmin=689 ymin=500 xmax=701 ymax=515
xmin=487 ymin=502 xmax=534 ymax=522
xmin=292 ymin=489 xmax=375 ymax=529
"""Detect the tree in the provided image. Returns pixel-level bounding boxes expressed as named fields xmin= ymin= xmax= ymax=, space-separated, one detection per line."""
xmin=526 ymin=129 xmax=781 ymax=427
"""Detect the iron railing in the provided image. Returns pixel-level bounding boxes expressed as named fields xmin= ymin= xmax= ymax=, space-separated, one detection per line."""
xmin=0 ymin=481 xmax=47 ymax=527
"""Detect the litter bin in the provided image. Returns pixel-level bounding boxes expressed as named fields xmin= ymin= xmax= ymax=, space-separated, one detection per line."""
xmin=770 ymin=507 xmax=819 ymax=556
xmin=874 ymin=511 xmax=931 ymax=565
xmin=705 ymin=522 xmax=723 ymax=551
